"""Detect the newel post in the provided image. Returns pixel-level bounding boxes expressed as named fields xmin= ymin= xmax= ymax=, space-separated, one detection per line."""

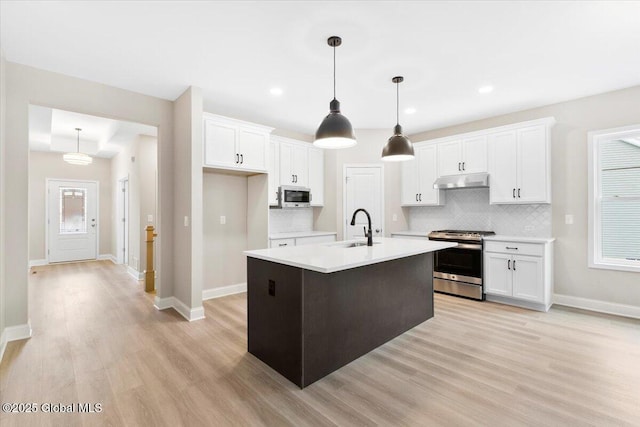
xmin=145 ymin=226 xmax=158 ymax=292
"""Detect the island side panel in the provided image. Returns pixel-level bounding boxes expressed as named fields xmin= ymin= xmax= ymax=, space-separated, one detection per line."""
xmin=302 ymin=253 xmax=434 ymax=387
xmin=247 ymin=257 xmax=303 ymax=386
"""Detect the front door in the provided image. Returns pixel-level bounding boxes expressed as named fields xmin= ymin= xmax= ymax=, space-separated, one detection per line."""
xmin=344 ymin=166 xmax=384 ymax=240
xmin=48 ymin=179 xmax=98 ymax=263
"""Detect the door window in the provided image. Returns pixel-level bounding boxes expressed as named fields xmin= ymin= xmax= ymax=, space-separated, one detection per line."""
xmin=59 ymin=188 xmax=87 ymax=234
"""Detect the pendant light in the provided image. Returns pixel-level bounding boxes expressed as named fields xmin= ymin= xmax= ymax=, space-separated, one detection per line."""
xmin=381 ymin=76 xmax=414 ymax=161
xmin=314 ymin=36 xmax=356 ymax=149
xmin=63 ymin=128 xmax=93 ymax=165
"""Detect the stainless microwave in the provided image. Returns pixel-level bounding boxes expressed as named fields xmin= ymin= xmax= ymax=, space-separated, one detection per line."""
xmin=277 ymin=186 xmax=311 ymax=208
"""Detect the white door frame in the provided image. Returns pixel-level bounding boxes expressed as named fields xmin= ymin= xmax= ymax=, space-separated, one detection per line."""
xmin=342 ymin=164 xmax=385 ymax=239
xmin=45 ymin=178 xmax=100 ymax=263
xmin=117 ymin=176 xmax=129 ymax=265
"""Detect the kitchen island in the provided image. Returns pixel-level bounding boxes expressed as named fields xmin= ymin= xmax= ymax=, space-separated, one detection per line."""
xmin=244 ymin=237 xmax=457 ymax=388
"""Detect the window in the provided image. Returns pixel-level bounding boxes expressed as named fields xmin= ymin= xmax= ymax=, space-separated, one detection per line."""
xmin=588 ymin=125 xmax=640 ymax=272
xmin=59 ymin=187 xmax=87 ymax=234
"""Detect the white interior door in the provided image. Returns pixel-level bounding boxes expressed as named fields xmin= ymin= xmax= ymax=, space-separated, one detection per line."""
xmin=344 ymin=166 xmax=383 ymax=240
xmin=48 ymin=180 xmax=98 ymax=263
xmin=117 ymin=178 xmax=129 ymax=265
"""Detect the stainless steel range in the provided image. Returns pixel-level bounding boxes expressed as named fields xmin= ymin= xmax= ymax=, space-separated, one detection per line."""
xmin=427 ymin=230 xmax=495 ymax=301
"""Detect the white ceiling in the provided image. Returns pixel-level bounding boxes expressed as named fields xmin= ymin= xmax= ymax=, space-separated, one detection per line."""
xmin=3 ymin=1 xmax=640 ymax=136
xmin=29 ymin=105 xmax=157 ymax=158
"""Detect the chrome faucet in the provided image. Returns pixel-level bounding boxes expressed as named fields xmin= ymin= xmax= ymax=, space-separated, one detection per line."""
xmin=350 ymin=209 xmax=373 ymax=246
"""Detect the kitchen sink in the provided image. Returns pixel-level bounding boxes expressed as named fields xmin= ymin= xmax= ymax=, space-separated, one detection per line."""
xmin=329 ymin=241 xmax=382 ymax=248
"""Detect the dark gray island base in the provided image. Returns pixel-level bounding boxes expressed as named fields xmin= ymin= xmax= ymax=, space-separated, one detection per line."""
xmin=247 ymin=253 xmax=434 ymax=388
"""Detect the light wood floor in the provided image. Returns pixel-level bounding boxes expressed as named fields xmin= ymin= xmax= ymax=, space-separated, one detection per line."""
xmin=1 ymin=261 xmax=639 ymax=426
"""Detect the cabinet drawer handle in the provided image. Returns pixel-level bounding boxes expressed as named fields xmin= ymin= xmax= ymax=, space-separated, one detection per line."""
xmin=513 ymin=260 xmax=516 ymax=271
xmin=518 ymin=188 xmax=521 ymax=198
xmin=506 ymin=246 xmax=518 ymax=250
xmin=278 ymin=243 xmax=288 ymax=247
xmin=508 ymin=259 xmax=511 ymax=270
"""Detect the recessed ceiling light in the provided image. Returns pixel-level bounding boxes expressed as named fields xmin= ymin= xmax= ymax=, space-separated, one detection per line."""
xmin=270 ymin=87 xmax=283 ymax=96
xmin=404 ymin=107 xmax=416 ymax=115
xmin=478 ymin=85 xmax=494 ymax=94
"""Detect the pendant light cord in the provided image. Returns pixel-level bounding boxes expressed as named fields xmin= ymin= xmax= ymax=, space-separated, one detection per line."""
xmin=333 ymin=44 xmax=336 ymax=100
xmin=76 ymin=128 xmax=81 ymax=153
xmin=396 ymin=81 xmax=400 ymax=126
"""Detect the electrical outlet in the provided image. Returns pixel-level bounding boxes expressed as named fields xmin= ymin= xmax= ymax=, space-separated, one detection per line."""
xmin=147 ymin=214 xmax=153 ymax=223
xmin=565 ymin=214 xmax=574 ymax=225
xmin=220 ymin=215 xmax=226 ymax=225
xmin=392 ymin=214 xmax=398 ymax=222
xmin=268 ymin=280 xmax=275 ymax=296
xmin=184 ymin=216 xmax=189 ymax=227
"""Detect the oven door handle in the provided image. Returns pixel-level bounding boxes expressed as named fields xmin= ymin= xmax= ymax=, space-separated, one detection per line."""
xmin=454 ymin=243 xmax=482 ymax=250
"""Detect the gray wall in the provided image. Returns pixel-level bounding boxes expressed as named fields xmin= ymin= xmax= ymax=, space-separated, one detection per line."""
xmin=173 ymin=87 xmax=203 ymax=310
xmin=1 ymin=50 xmax=7 ymax=344
xmin=28 ymin=152 xmax=113 ymax=261
xmin=203 ymin=172 xmax=248 ymax=289
xmin=410 ymin=85 xmax=640 ymax=306
xmin=3 ymin=62 xmax=175 ymax=330
xmin=111 ymin=135 xmax=157 ymax=272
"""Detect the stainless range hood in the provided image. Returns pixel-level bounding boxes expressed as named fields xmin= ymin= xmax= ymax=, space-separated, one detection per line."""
xmin=433 ymin=173 xmax=489 ymax=189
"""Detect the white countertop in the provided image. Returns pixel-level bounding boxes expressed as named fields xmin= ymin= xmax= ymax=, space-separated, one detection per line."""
xmin=390 ymin=230 xmax=429 ymax=237
xmin=484 ymin=235 xmax=556 ymax=244
xmin=245 ymin=237 xmax=457 ymax=273
xmin=269 ymin=231 xmax=337 ymax=240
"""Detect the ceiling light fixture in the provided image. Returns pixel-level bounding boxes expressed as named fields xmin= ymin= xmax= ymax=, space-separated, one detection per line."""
xmin=270 ymin=87 xmax=283 ymax=96
xmin=314 ymin=36 xmax=356 ymax=149
xmin=478 ymin=85 xmax=494 ymax=94
xmin=382 ymin=76 xmax=415 ymax=162
xmin=63 ymin=128 xmax=93 ymax=165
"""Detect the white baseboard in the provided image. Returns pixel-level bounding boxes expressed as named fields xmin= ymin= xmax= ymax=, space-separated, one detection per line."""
xmin=127 ymin=266 xmax=144 ymax=280
xmin=553 ymin=294 xmax=640 ymax=319
xmin=0 ymin=320 xmax=33 ymax=363
xmin=202 ymin=283 xmax=247 ymax=301
xmin=485 ymin=294 xmax=550 ymax=312
xmin=98 ymin=254 xmax=117 ymax=264
xmin=29 ymin=259 xmax=47 ymax=267
xmin=153 ymin=296 xmax=205 ymax=322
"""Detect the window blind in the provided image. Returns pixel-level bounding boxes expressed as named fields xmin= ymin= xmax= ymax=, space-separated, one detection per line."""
xmin=599 ymin=139 xmax=640 ymax=261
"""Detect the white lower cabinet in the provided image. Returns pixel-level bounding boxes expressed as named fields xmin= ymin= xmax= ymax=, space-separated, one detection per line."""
xmin=269 ymin=234 xmax=336 ymax=248
xmin=484 ymin=238 xmax=553 ymax=311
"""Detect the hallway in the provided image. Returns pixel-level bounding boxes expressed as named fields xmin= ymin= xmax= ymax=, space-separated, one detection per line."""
xmin=1 ymin=261 xmax=639 ymax=426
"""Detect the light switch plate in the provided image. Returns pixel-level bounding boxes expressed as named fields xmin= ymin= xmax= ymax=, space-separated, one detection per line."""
xmin=147 ymin=214 xmax=153 ymax=223
xmin=392 ymin=214 xmax=398 ymax=222
xmin=565 ymin=214 xmax=574 ymax=225
xmin=220 ymin=216 xmax=226 ymax=225
xmin=184 ymin=216 xmax=189 ymax=227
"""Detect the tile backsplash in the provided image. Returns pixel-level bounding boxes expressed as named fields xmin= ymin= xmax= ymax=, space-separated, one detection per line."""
xmin=408 ymin=188 xmax=551 ymax=237
xmin=269 ymin=208 xmax=314 ymax=234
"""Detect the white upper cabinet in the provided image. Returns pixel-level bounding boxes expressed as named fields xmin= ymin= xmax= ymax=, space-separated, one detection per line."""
xmin=271 ymin=136 xmax=324 ymax=206
xmin=488 ymin=122 xmax=552 ymax=204
xmin=203 ymin=113 xmax=273 ymax=173
xmin=279 ymin=141 xmax=308 ymax=187
xmin=308 ymin=147 xmax=324 ymax=206
xmin=268 ymin=140 xmax=280 ymax=206
xmin=401 ymin=143 xmax=445 ymax=206
xmin=437 ymin=136 xmax=487 ymax=176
